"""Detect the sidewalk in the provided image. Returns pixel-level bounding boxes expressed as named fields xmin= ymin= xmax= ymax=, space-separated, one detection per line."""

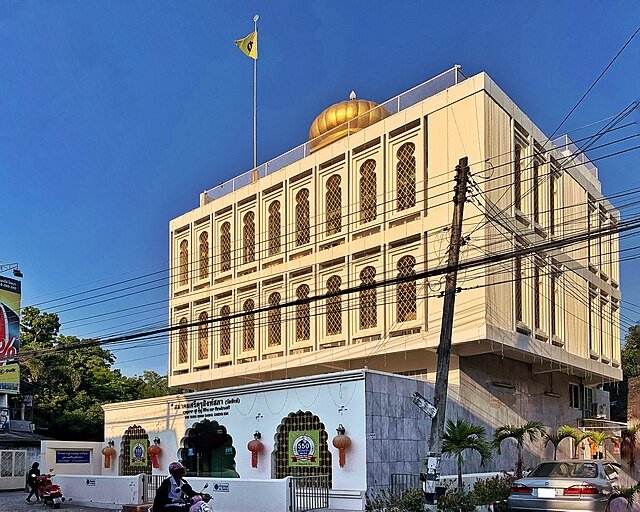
xmin=0 ymin=491 xmax=107 ymax=512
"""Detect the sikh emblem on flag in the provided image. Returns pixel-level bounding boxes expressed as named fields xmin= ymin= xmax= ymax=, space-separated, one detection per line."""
xmin=235 ymin=31 xmax=258 ymax=60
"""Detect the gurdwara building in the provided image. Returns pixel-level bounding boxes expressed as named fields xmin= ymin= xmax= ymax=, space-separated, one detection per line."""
xmin=103 ymin=66 xmax=622 ymax=510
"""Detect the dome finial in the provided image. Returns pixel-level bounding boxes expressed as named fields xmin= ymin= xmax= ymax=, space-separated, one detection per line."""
xmin=349 ymin=90 xmax=356 ymax=101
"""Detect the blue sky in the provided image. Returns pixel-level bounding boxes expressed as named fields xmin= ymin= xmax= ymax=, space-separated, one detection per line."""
xmin=1 ymin=1 xmax=639 ymax=375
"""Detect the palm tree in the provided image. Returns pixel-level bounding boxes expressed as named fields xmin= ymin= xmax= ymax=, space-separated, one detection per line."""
xmin=587 ymin=431 xmax=615 ymax=458
xmin=543 ymin=429 xmax=572 ymax=460
xmin=493 ymin=421 xmax=546 ymax=478
xmin=442 ymin=418 xmax=492 ymax=492
xmin=559 ymin=425 xmax=590 ymax=459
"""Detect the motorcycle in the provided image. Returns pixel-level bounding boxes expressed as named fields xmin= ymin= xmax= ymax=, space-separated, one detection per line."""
xmin=36 ymin=470 xmax=65 ymax=509
xmin=150 ymin=483 xmax=213 ymax=512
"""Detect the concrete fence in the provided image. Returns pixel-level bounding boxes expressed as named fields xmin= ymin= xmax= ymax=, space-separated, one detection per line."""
xmin=54 ymin=474 xmax=144 ymax=510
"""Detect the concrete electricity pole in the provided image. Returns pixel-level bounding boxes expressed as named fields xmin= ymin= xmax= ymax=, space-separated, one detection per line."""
xmin=425 ymin=157 xmax=470 ymax=506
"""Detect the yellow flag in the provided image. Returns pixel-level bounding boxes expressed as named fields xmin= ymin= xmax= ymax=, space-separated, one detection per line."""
xmin=235 ymin=31 xmax=258 ymax=60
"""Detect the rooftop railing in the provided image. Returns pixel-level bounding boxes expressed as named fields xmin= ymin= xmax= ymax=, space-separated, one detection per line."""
xmin=203 ymin=66 xmax=467 ymax=202
xmin=552 ymin=134 xmax=598 ymax=178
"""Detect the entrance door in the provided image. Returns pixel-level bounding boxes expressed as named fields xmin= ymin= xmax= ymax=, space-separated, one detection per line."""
xmin=181 ymin=420 xmax=239 ymax=478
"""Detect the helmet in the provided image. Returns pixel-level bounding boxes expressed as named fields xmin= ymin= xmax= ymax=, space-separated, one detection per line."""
xmin=168 ymin=461 xmax=186 ymax=476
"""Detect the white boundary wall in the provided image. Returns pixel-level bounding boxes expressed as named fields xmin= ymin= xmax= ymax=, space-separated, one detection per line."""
xmin=41 ymin=440 xmax=103 ymax=476
xmin=186 ymin=477 xmax=291 ymax=512
xmin=54 ymin=475 xmax=143 ymax=510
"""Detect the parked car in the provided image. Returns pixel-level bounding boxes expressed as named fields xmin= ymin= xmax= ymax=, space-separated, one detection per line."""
xmin=508 ymin=460 xmax=620 ymax=511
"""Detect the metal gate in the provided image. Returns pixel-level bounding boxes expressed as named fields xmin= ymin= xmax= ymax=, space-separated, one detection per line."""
xmin=390 ymin=473 xmax=421 ymax=497
xmin=142 ymin=474 xmax=165 ymax=503
xmin=289 ymin=475 xmax=329 ymax=511
xmin=0 ymin=450 xmax=27 ymax=490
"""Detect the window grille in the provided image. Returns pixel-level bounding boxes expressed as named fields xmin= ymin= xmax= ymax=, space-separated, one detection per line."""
xmin=220 ymin=306 xmax=231 ymax=356
xmin=120 ymin=425 xmax=152 ymax=476
xmin=268 ymin=292 xmax=282 ymax=347
xmin=326 ymin=275 xmax=342 ymax=336
xmin=359 ymin=159 xmax=377 ymax=223
xmin=396 ymin=142 xmax=416 ymax=211
xmin=199 ymin=231 xmax=209 ymax=280
xmin=514 ymin=145 xmax=522 ymax=211
xmin=243 ymin=299 xmax=255 ymax=351
xmin=0 ymin=452 xmax=12 ymax=477
xmin=13 ymin=451 xmax=25 ymax=477
xmin=179 ymin=240 xmax=189 ymax=286
xmin=268 ymin=201 xmax=281 ymax=256
xmin=273 ymin=411 xmax=332 ymax=485
xmin=550 ymin=272 xmax=557 ymax=336
xmin=325 ymin=175 xmax=342 ymax=235
xmin=198 ymin=311 xmax=209 ymax=360
xmin=396 ymin=256 xmax=417 ymax=322
xmin=243 ymin=212 xmax=256 ymax=264
xmin=515 ymin=257 xmax=523 ymax=323
xmin=178 ymin=317 xmax=188 ymax=364
xmin=296 ymin=284 xmax=310 ymax=342
xmin=533 ymin=263 xmax=541 ymax=330
xmin=550 ymin=173 xmax=557 ymax=235
xmin=533 ymin=161 xmax=540 ymax=224
xmin=295 ymin=189 xmax=310 ymax=246
xmin=359 ymin=266 xmax=377 ymax=329
xmin=220 ymin=222 xmax=231 ymax=272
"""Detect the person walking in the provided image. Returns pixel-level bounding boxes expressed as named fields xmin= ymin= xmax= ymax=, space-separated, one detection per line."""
xmin=25 ymin=462 xmax=40 ymax=502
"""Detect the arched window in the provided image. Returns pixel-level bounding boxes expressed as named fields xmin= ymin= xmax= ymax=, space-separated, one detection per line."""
xmin=326 ymin=275 xmax=342 ymax=336
xmin=243 ymin=212 xmax=255 ymax=264
xmin=397 ymin=255 xmax=417 ymax=322
xmin=268 ymin=292 xmax=281 ymax=347
xmin=242 ymin=299 xmax=255 ymax=351
xmin=268 ymin=201 xmax=281 ymax=256
xmin=179 ymin=240 xmax=189 ymax=286
xmin=359 ymin=266 xmax=377 ymax=329
xmin=296 ymin=284 xmax=310 ymax=342
xmin=295 ymin=189 xmax=310 ymax=246
xmin=325 ymin=175 xmax=342 ymax=235
xmin=178 ymin=317 xmax=188 ymax=364
xmin=220 ymin=306 xmax=231 ymax=356
xmin=397 ymin=142 xmax=416 ymax=211
xmin=198 ymin=311 xmax=209 ymax=360
xmin=199 ymin=231 xmax=209 ymax=280
xmin=220 ymin=222 xmax=231 ymax=272
xmin=359 ymin=160 xmax=377 ymax=224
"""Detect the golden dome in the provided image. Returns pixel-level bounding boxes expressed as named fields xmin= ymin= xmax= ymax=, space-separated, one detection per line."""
xmin=309 ymin=92 xmax=388 ymax=152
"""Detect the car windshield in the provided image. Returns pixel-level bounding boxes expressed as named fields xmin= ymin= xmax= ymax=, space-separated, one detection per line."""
xmin=528 ymin=462 xmax=599 ymax=479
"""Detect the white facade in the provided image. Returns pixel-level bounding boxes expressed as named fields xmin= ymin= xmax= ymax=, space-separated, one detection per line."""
xmin=167 ymin=70 xmax=621 ymax=392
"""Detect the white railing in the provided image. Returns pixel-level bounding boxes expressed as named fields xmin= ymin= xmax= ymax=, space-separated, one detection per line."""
xmin=552 ymin=134 xmax=598 ymax=178
xmin=204 ymin=66 xmax=467 ymax=202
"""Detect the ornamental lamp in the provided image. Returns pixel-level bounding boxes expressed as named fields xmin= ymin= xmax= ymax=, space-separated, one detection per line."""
xmin=102 ymin=443 xmax=116 ymax=469
xmin=148 ymin=438 xmax=162 ymax=469
xmin=332 ymin=424 xmax=352 ymax=468
xmin=247 ymin=431 xmax=264 ymax=468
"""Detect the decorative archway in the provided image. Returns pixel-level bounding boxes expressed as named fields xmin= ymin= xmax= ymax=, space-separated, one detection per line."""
xmin=120 ymin=425 xmax=152 ymax=476
xmin=272 ymin=411 xmax=332 ymax=485
xmin=179 ymin=419 xmax=239 ymax=478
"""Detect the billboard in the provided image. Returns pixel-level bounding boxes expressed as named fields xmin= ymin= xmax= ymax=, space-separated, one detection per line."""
xmin=0 ymin=276 xmax=21 ymax=365
xmin=0 ymin=364 xmax=20 ymax=394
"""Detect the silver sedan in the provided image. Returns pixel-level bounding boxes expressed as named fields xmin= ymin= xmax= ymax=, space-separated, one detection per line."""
xmin=508 ymin=460 xmax=621 ymax=512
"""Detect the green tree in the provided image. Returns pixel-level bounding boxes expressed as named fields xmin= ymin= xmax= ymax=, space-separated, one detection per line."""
xmin=493 ymin=421 xmax=546 ymax=478
xmin=606 ymin=325 xmax=640 ymax=421
xmin=20 ymin=306 xmax=179 ymax=440
xmin=559 ymin=425 xmax=590 ymax=459
xmin=543 ymin=428 xmax=572 ymax=460
xmin=442 ymin=418 xmax=492 ymax=492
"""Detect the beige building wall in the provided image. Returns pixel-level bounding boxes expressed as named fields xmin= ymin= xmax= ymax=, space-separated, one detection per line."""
xmin=167 ymin=72 xmax=621 ymax=391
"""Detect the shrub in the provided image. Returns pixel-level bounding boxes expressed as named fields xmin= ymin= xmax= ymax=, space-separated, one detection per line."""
xmin=472 ymin=475 xmax=511 ymax=505
xmin=437 ymin=488 xmax=476 ymax=512
xmin=400 ymin=488 xmax=425 ymax=512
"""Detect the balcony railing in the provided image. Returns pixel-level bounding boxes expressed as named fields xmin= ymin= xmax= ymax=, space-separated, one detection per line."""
xmin=204 ymin=66 xmax=467 ymax=202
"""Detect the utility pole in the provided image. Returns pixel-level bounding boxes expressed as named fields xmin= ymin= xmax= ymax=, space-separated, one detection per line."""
xmin=425 ymin=157 xmax=470 ymax=507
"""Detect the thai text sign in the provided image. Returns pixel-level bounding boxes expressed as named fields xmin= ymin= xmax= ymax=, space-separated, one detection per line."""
xmin=130 ymin=439 xmax=148 ymax=466
xmin=56 ymin=450 xmax=91 ymax=464
xmin=288 ymin=430 xmax=320 ymax=467
xmin=0 ymin=277 xmax=21 ymax=365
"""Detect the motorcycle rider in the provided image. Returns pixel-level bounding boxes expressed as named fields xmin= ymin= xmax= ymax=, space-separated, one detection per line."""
xmin=153 ymin=462 xmax=198 ymax=512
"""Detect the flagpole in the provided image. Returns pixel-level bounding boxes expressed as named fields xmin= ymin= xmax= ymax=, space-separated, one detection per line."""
xmin=253 ymin=14 xmax=259 ymax=170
